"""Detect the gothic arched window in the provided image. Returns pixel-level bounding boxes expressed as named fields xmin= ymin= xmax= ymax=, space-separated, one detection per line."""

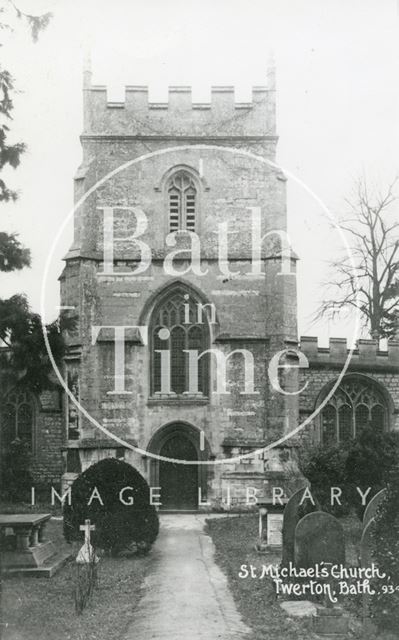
xmin=150 ymin=287 xmax=209 ymax=396
xmin=320 ymin=377 xmax=387 ymax=445
xmin=1 ymin=390 xmax=35 ymax=453
xmin=167 ymin=171 xmax=197 ymax=233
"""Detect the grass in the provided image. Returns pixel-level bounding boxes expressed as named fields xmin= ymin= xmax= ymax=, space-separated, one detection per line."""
xmin=206 ymin=513 xmax=399 ymax=640
xmin=206 ymin=514 xmax=318 ymax=640
xmin=0 ymin=519 xmax=150 ymax=640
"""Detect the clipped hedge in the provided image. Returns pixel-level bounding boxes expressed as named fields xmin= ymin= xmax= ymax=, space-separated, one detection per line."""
xmin=63 ymin=458 xmax=159 ymax=554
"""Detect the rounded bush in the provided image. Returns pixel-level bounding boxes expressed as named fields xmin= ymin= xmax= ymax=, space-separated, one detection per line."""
xmin=63 ymin=458 xmax=159 ymax=554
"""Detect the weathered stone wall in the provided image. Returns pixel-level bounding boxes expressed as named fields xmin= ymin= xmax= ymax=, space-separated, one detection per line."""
xmin=298 ymin=337 xmax=399 ymax=441
xmin=82 ymin=81 xmax=276 ymax=138
xmin=0 ymin=378 xmax=65 ymax=488
xmin=60 ymin=71 xmax=299 ymax=505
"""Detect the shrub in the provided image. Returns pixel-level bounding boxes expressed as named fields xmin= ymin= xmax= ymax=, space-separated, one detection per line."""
xmin=344 ymin=425 xmax=399 ymax=519
xmin=370 ymin=465 xmax=399 ymax=631
xmin=63 ymin=458 xmax=159 ymax=554
xmin=298 ymin=443 xmax=350 ymax=517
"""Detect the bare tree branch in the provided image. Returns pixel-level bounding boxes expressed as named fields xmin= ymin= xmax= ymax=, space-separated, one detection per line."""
xmin=316 ymin=176 xmax=399 ymax=339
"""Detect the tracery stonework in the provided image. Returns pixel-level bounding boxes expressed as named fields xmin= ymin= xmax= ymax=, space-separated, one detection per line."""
xmin=55 ymin=71 xmax=399 ymax=507
xmin=2 ymin=68 xmax=397 ymax=504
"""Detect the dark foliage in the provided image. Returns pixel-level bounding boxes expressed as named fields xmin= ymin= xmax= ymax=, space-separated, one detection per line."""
xmin=0 ymin=66 xmax=26 ymax=201
xmin=0 ymin=232 xmax=30 ymax=271
xmin=10 ymin=5 xmax=52 ymax=43
xmin=0 ymin=4 xmax=60 ymax=394
xmin=0 ymin=4 xmax=53 ymax=197
xmin=345 ymin=424 xmax=399 ymax=519
xmin=0 ymin=294 xmax=75 ymax=393
xmin=299 ymin=427 xmax=399 ymax=520
xmin=298 ymin=443 xmax=350 ymax=517
xmin=370 ymin=465 xmax=399 ymax=631
xmin=63 ymin=458 xmax=159 ymax=554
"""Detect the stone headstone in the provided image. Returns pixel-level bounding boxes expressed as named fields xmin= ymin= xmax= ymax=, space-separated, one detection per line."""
xmin=294 ymin=511 xmax=345 ymax=569
xmin=295 ymin=512 xmax=348 ymax=637
xmin=360 ymin=518 xmax=376 ymax=569
xmin=267 ymin=513 xmax=284 ymax=547
xmin=360 ymin=518 xmax=378 ymax=634
xmin=282 ymin=486 xmax=318 ymax=566
xmin=76 ymin=519 xmax=99 ymax=565
xmin=280 ymin=600 xmax=318 ymax=618
xmin=363 ymin=489 xmax=386 ymax=529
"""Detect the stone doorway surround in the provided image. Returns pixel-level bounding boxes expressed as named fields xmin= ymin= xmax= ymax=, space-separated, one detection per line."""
xmin=147 ymin=421 xmax=212 ymax=511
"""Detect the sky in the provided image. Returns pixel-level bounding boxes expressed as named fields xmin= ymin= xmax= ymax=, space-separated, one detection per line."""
xmin=1 ymin=0 xmax=398 ymax=346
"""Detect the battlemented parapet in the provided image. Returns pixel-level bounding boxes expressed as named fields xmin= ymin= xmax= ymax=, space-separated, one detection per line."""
xmin=82 ymin=65 xmax=276 ymax=138
xmin=300 ymin=337 xmax=399 ymax=372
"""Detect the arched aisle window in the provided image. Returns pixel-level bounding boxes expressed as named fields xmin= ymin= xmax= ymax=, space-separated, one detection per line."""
xmin=1 ymin=390 xmax=35 ymax=452
xmin=167 ymin=170 xmax=197 ymax=233
xmin=320 ymin=377 xmax=387 ymax=445
xmin=150 ymin=286 xmax=210 ymax=396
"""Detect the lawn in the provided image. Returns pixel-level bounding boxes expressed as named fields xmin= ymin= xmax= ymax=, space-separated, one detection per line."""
xmin=206 ymin=514 xmax=399 ymax=640
xmin=1 ymin=519 xmax=150 ymax=640
xmin=206 ymin=514 xmax=318 ymax=640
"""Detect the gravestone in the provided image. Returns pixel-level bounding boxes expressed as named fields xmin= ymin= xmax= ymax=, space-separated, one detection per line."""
xmin=76 ymin=519 xmax=99 ymax=565
xmin=257 ymin=499 xmax=286 ymax=551
xmin=294 ymin=511 xmax=345 ymax=569
xmin=360 ymin=517 xmax=378 ymax=635
xmin=295 ymin=512 xmax=348 ymax=638
xmin=282 ymin=486 xmax=318 ymax=566
xmin=360 ymin=518 xmax=376 ymax=569
xmin=363 ymin=489 xmax=386 ymax=529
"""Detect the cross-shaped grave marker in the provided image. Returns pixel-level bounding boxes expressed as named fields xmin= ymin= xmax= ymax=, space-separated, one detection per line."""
xmin=76 ymin=519 xmax=99 ymax=564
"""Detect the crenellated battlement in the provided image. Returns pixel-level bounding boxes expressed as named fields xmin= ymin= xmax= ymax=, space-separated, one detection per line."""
xmin=300 ymin=336 xmax=399 ymax=371
xmin=82 ymin=69 xmax=276 ymax=138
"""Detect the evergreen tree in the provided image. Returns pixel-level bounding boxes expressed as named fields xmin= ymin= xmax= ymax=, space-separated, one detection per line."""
xmin=0 ymin=3 xmax=69 ymax=394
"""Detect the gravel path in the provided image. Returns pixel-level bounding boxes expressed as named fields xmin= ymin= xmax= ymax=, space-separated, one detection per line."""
xmin=124 ymin=514 xmax=251 ymax=640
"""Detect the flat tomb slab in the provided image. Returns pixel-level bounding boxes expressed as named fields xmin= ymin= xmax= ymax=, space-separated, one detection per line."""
xmin=2 ymin=541 xmax=56 ymax=568
xmin=0 ymin=513 xmax=51 ymax=526
xmin=280 ymin=600 xmax=319 ymax=617
xmin=4 ymin=550 xmax=72 ymax=578
xmin=0 ymin=513 xmax=69 ymax=576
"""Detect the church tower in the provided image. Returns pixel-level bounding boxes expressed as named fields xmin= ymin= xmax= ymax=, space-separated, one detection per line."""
xmin=60 ymin=60 xmax=298 ymax=509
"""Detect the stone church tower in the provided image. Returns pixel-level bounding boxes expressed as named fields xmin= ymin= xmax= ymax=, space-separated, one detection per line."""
xmin=60 ymin=62 xmax=299 ymax=509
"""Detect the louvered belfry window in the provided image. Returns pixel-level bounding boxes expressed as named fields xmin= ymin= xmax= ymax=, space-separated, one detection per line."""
xmin=321 ymin=378 xmax=387 ymax=445
xmin=168 ymin=171 xmax=197 ymax=233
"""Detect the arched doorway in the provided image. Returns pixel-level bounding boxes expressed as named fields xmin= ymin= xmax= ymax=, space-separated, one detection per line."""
xmin=147 ymin=422 xmax=211 ymax=511
xmin=159 ymin=433 xmax=198 ymax=510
